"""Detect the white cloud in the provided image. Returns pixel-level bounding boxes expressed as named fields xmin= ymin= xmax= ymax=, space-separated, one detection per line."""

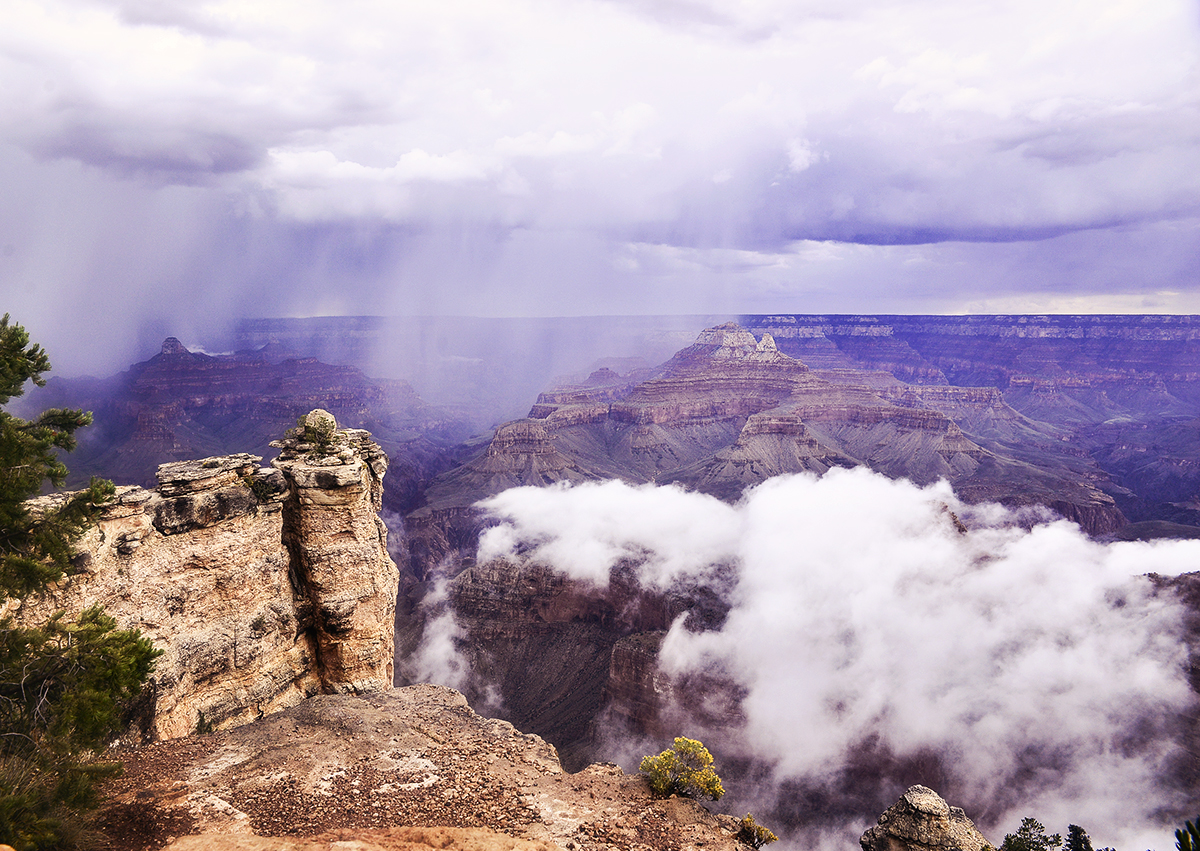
xmin=786 ymin=139 xmax=820 ymax=172
xmin=477 ymin=469 xmax=1199 ymax=848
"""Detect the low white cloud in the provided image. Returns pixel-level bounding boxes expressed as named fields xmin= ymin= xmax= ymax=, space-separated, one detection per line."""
xmin=478 ymin=480 xmax=741 ymax=588
xmin=268 ymin=149 xmax=496 ymax=185
xmin=786 ymin=139 xmax=820 ymax=173
xmin=404 ymin=577 xmax=471 ymax=693
xmin=477 ymin=469 xmax=1199 ymax=849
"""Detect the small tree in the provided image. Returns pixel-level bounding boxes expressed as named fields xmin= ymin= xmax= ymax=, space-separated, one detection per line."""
xmin=1001 ymin=818 xmax=1063 ymax=851
xmin=1065 ymin=825 xmax=1094 ymax=851
xmin=639 ymin=736 xmax=724 ymax=801
xmin=0 ymin=315 xmax=161 ymax=849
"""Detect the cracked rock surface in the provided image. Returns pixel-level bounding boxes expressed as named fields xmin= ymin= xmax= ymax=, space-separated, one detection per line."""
xmin=859 ymin=785 xmax=992 ymax=851
xmin=99 ymin=685 xmax=743 ymax=851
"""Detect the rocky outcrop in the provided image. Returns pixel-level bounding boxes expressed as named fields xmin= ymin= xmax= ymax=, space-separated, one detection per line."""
xmin=8 ymin=413 xmax=397 ymax=741
xmin=860 ymin=785 xmax=992 ymax=851
xmin=272 ymin=410 xmax=397 ymax=693
xmin=98 ymin=684 xmax=746 ymax=851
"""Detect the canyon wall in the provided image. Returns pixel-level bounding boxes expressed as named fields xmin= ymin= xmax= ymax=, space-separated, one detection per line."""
xmin=7 ymin=411 xmax=397 ymax=741
xmin=404 ymin=323 xmax=1125 ymax=586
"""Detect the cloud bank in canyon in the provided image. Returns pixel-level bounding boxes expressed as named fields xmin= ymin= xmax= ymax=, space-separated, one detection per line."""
xmin=477 ymin=469 xmax=1199 ymax=850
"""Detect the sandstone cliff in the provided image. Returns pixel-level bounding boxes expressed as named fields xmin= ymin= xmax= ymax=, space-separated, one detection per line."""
xmin=273 ymin=411 xmax=397 ymax=694
xmin=6 ymin=412 xmax=397 ymax=741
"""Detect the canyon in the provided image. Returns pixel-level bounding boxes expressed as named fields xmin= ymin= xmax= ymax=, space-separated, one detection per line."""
xmin=18 ymin=314 xmax=1200 ymax=847
xmin=33 ymin=314 xmax=1200 ymax=539
xmin=394 ymin=322 xmax=1145 ymax=766
xmin=17 ymin=336 xmax=474 ymax=514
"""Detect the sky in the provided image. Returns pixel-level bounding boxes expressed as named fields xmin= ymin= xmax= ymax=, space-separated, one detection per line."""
xmin=2 ymin=0 xmax=1199 ymax=373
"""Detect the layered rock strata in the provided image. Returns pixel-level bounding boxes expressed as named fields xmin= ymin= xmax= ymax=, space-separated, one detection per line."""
xmin=407 ymin=323 xmax=1122 ymax=583
xmin=745 ymin=314 xmax=1200 ymax=527
xmin=8 ymin=413 xmax=396 ymax=740
xmin=272 ymin=410 xmax=397 ymax=693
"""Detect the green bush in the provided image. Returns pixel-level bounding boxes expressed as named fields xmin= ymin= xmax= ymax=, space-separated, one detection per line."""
xmin=241 ymin=474 xmax=277 ymax=504
xmin=639 ymin=736 xmax=724 ymax=801
xmin=737 ymin=814 xmax=778 ymax=848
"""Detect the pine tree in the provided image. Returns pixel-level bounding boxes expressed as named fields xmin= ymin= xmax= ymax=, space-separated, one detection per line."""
xmin=1065 ymin=825 xmax=1095 ymax=851
xmin=0 ymin=315 xmax=161 ymax=849
xmin=1000 ymin=818 xmax=1063 ymax=851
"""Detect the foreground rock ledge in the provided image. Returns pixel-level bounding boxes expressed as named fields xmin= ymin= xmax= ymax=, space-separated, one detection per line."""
xmin=99 ymin=685 xmax=744 ymax=851
xmin=166 ymin=826 xmax=561 ymax=851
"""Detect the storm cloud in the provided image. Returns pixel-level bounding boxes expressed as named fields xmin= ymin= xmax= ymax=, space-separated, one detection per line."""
xmin=1 ymin=0 xmax=1198 ymax=372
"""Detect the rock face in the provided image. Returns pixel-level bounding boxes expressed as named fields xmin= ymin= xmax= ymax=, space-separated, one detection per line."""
xmin=860 ymin=786 xmax=992 ymax=851
xmin=8 ymin=413 xmax=397 ymax=741
xmin=272 ymin=411 xmax=397 ymax=693
xmin=432 ymin=559 xmax=724 ymax=768
xmin=407 ymin=322 xmax=1122 ymax=581
xmin=98 ymin=684 xmax=745 ymax=851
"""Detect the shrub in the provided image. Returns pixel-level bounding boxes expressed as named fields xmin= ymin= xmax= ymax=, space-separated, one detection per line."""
xmin=737 ymin=814 xmax=778 ymax=848
xmin=241 ymin=474 xmax=277 ymax=504
xmin=638 ymin=737 xmax=724 ymax=801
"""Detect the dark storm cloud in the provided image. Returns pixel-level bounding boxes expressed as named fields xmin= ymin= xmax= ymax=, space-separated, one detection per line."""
xmin=2 ymin=0 xmax=1199 ymax=368
xmin=34 ymin=124 xmax=262 ymax=179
